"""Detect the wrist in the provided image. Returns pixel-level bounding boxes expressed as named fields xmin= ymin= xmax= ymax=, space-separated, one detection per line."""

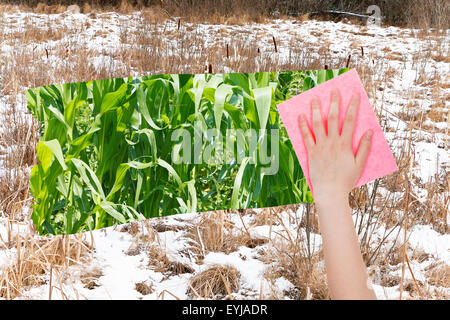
xmin=313 ymin=189 xmax=350 ymax=211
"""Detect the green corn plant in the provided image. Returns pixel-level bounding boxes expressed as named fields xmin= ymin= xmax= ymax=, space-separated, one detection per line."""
xmin=26 ymin=69 xmax=349 ymax=235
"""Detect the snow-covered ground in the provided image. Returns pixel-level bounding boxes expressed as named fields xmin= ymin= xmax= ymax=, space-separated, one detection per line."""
xmin=0 ymin=7 xmax=448 ymax=300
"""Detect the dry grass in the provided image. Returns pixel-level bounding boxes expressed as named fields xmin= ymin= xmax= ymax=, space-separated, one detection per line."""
xmin=146 ymin=242 xmax=194 ymax=277
xmin=135 ymin=280 xmax=154 ymax=295
xmin=0 ymin=233 xmax=93 ymax=299
xmin=188 ymin=264 xmax=240 ymax=299
xmin=426 ymin=263 xmax=450 ymax=288
xmin=260 ymin=206 xmax=329 ymax=300
xmin=186 ymin=210 xmax=250 ymax=257
xmin=2 ymin=0 xmax=448 ymax=28
xmin=80 ymin=267 xmax=103 ymax=289
xmin=124 ymin=221 xmax=158 ymax=256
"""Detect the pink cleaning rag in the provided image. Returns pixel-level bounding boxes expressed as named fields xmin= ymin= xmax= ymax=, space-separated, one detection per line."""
xmin=277 ymin=69 xmax=398 ymax=195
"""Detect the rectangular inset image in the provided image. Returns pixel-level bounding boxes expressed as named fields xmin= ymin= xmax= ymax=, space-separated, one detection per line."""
xmin=26 ymin=69 xmax=350 ymax=235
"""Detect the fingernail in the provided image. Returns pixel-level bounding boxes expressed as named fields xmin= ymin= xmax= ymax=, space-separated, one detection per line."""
xmin=366 ymin=130 xmax=373 ymax=139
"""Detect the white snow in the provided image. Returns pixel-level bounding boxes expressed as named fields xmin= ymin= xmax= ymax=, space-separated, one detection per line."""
xmin=413 ymin=141 xmax=449 ymax=183
xmin=408 ymin=225 xmax=450 ymax=263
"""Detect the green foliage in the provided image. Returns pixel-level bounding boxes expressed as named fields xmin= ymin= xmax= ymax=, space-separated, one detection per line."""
xmin=27 ymin=69 xmax=348 ymax=235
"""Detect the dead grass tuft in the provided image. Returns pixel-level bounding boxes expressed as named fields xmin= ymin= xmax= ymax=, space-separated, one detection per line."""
xmin=124 ymin=221 xmax=158 ymax=256
xmin=188 ymin=264 xmax=240 ymax=299
xmin=35 ymin=3 xmax=66 ymax=14
xmin=186 ymin=211 xmax=247 ymax=256
xmin=135 ymin=280 xmax=154 ymax=295
xmin=426 ymin=263 xmax=450 ymax=288
xmin=80 ymin=267 xmax=103 ymax=289
xmin=147 ymin=244 xmax=194 ymax=276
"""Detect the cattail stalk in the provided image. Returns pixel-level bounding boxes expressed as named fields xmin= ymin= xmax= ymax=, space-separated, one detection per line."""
xmin=272 ymin=36 xmax=278 ymax=53
xmin=346 ymin=54 xmax=352 ymax=68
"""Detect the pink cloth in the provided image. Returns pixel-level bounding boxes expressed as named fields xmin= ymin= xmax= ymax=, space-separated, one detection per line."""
xmin=277 ymin=69 xmax=398 ymax=195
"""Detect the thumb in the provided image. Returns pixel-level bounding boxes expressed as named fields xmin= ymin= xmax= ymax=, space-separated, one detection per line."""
xmin=355 ymin=129 xmax=373 ymax=173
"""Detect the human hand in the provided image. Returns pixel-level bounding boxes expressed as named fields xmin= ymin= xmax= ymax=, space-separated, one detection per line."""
xmin=298 ymin=88 xmax=373 ymax=203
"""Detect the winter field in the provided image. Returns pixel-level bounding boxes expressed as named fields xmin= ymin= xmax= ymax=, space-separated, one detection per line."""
xmin=0 ymin=3 xmax=448 ymax=299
